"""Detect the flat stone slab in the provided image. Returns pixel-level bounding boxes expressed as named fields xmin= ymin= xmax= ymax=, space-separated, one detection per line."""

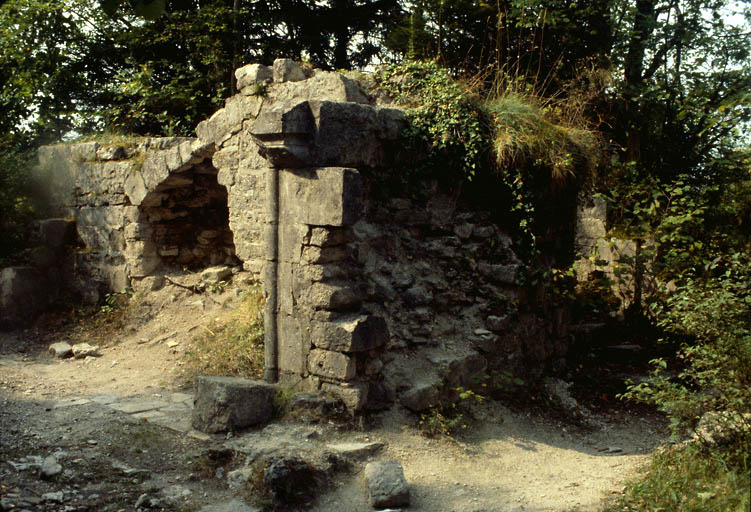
xmin=364 ymin=460 xmax=410 ymax=509
xmin=109 ymin=398 xmax=170 ymax=414
xmin=53 ymin=397 xmax=91 ymax=409
xmin=199 ymin=500 xmax=260 ymax=512
xmin=327 ymin=441 xmax=385 ymax=460
xmin=131 ymin=410 xmax=168 ymax=422
xmin=90 ymin=394 xmax=119 ymax=405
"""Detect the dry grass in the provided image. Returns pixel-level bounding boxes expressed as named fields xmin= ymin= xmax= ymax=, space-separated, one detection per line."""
xmin=183 ymin=285 xmax=265 ymax=382
xmin=486 ymin=93 xmax=602 ymax=181
xmin=481 ymin=62 xmax=607 ymax=182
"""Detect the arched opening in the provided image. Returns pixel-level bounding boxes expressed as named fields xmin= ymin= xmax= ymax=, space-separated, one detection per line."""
xmin=136 ymin=158 xmax=238 ymax=273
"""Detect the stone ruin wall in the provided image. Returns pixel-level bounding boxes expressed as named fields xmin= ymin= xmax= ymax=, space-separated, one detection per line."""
xmin=18 ymin=59 xmax=578 ymax=411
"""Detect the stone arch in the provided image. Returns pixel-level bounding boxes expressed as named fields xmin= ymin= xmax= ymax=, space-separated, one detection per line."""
xmin=123 ymin=140 xmax=239 ymax=278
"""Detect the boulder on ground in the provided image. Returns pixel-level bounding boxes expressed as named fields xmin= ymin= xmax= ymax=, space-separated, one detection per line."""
xmin=363 ymin=460 xmax=410 ymax=509
xmin=49 ymin=342 xmax=73 ymax=359
xmin=192 ymin=376 xmax=275 ymax=434
xmin=72 ymin=343 xmax=99 ymax=359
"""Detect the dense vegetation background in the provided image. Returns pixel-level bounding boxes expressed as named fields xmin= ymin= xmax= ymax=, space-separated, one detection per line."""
xmin=1 ymin=0 xmax=749 ymax=509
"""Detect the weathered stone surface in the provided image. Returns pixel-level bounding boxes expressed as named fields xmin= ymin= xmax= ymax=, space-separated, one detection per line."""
xmin=328 ymin=441 xmax=385 ymax=460
xmin=251 ymin=101 xmax=315 ymax=168
xmin=72 ymin=343 xmax=99 ymax=358
xmin=39 ymin=456 xmax=62 ymax=479
xmin=278 ymin=167 xmax=363 ymax=226
xmin=478 ymin=263 xmax=520 ymax=284
xmin=300 ymin=283 xmax=362 ymax=312
xmin=236 ymin=63 xmax=273 ymax=91
xmin=273 ymin=58 xmax=306 ymax=83
xmin=199 ymin=500 xmax=260 ymax=512
xmin=307 ymin=349 xmax=356 ymax=381
xmin=399 ymin=381 xmax=441 ymax=412
xmin=321 ymin=382 xmax=368 ymax=411
xmin=306 ymin=71 xmax=370 ymax=104
xmin=363 ymin=460 xmax=410 ymax=509
xmin=192 ymin=376 xmax=275 ymax=433
xmin=49 ymin=342 xmax=73 ymax=359
xmin=310 ymin=315 xmax=389 ymax=352
xmin=200 ymin=265 xmax=233 ymax=283
xmin=287 ymin=392 xmax=342 ymax=422
xmin=309 ymin=101 xmax=406 ymax=168
xmin=96 ymin=145 xmax=126 ymax=161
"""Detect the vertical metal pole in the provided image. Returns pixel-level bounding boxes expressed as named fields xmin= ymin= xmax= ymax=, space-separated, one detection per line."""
xmin=263 ymin=166 xmax=279 ymax=383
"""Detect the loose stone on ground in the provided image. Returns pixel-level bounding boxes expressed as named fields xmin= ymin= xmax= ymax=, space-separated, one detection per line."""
xmin=364 ymin=460 xmax=411 ymax=509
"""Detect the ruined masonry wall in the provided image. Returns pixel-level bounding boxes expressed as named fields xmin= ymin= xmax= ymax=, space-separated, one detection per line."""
xmin=29 ymin=59 xmax=574 ymax=411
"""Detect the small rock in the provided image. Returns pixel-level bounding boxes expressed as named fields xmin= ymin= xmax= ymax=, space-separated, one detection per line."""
xmin=71 ymin=343 xmax=99 ymax=359
xmin=364 ymin=460 xmax=410 ymax=509
xmin=41 ymin=491 xmax=64 ymax=503
xmin=39 ymin=456 xmax=62 ymax=479
xmin=200 ymin=266 xmax=232 ymax=284
xmin=226 ymin=468 xmax=254 ymax=490
xmin=49 ymin=342 xmax=73 ymax=359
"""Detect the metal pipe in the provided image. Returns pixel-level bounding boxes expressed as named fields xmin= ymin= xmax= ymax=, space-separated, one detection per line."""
xmin=263 ymin=166 xmax=279 ymax=383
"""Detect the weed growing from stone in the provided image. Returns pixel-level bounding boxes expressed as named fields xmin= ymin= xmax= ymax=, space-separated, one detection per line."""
xmin=418 ymin=387 xmax=486 ymax=438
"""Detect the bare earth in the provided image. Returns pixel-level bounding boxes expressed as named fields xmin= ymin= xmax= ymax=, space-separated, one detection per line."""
xmin=0 ymin=283 xmax=666 ymax=511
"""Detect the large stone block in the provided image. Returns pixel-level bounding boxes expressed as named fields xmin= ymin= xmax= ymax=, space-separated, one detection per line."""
xmin=251 ymin=101 xmax=316 ymax=168
xmin=311 ymin=315 xmax=388 ymax=353
xmin=308 ymin=101 xmax=406 ymax=168
xmin=278 ymin=167 xmax=363 ymax=226
xmin=307 ymin=349 xmax=356 ymax=381
xmin=236 ymin=63 xmax=273 ymax=91
xmin=277 ymin=313 xmax=310 ymax=375
xmin=321 ymin=382 xmax=368 ymax=411
xmin=299 ymin=282 xmax=361 ymax=312
xmin=306 ymin=71 xmax=370 ymax=104
xmin=191 ymin=376 xmax=275 ymax=434
xmin=273 ymin=58 xmax=306 ymax=83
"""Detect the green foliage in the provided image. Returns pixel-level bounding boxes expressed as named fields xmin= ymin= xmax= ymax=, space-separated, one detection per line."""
xmin=376 ymin=60 xmax=491 ymax=182
xmin=0 ymin=147 xmax=36 ymax=265
xmin=603 ymin=444 xmax=750 ymax=512
xmin=622 ymin=254 xmax=751 ymax=466
xmin=418 ymin=386 xmax=486 ymax=438
xmin=184 ymin=285 xmax=265 ymax=382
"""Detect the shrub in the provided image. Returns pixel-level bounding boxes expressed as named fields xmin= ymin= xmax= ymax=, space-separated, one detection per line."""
xmin=623 ymin=253 xmax=751 ymax=467
xmin=604 ymin=444 xmax=750 ymax=512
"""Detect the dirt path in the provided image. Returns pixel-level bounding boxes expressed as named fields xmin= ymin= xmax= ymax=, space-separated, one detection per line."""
xmin=0 ymin=286 xmax=666 ymax=512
